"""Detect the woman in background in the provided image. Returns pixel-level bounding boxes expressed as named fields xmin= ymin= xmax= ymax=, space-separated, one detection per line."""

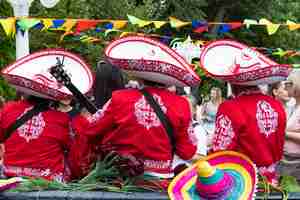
xmin=199 ymin=87 xmax=223 ymax=149
xmin=279 ymin=70 xmax=300 ymax=182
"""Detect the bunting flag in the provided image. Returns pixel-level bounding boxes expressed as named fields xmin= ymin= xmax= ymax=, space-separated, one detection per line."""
xmin=120 ymin=32 xmax=131 ymax=37
xmin=61 ymin=19 xmax=76 ymax=33
xmin=2 ymin=16 xmax=300 ymax=48
xmin=41 ymin=18 xmax=53 ymax=31
xmin=104 ymin=29 xmax=121 ymax=37
xmin=0 ymin=17 xmax=16 ymax=36
xmin=153 ymin=21 xmax=167 ymax=29
xmin=259 ymin=18 xmax=280 ymax=35
xmin=286 ymin=20 xmax=300 ymax=31
xmin=272 ymin=48 xmax=288 ymax=57
xmin=111 ymin=20 xmax=127 ymax=29
xmin=169 ymin=17 xmax=191 ymax=28
xmin=218 ymin=22 xmax=243 ymax=34
xmin=17 ymin=18 xmax=40 ymax=31
xmin=75 ymin=19 xmax=100 ymax=34
xmin=228 ymin=22 xmax=243 ymax=30
xmin=192 ymin=20 xmax=208 ymax=33
xmin=51 ymin=19 xmax=65 ymax=29
xmin=79 ymin=35 xmax=101 ymax=43
xmin=127 ymin=15 xmax=152 ymax=27
xmin=243 ymin=19 xmax=258 ymax=28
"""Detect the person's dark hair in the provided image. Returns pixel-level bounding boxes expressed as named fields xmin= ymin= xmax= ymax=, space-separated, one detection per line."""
xmin=26 ymin=95 xmax=56 ymax=108
xmin=191 ymin=85 xmax=202 ymax=105
xmin=268 ymin=82 xmax=282 ymax=97
xmin=93 ymin=60 xmax=125 ymax=108
xmin=231 ymin=84 xmax=258 ymax=96
xmin=175 ymin=87 xmax=185 ymax=96
xmin=142 ymin=79 xmax=165 ymax=88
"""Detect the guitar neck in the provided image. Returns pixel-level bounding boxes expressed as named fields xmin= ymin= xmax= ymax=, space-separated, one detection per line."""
xmin=66 ymin=83 xmax=98 ymax=114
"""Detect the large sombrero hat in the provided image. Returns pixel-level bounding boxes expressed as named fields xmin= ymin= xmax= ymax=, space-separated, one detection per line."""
xmin=200 ymin=40 xmax=291 ymax=85
xmin=0 ymin=177 xmax=22 ymax=191
xmin=1 ymin=49 xmax=94 ymax=100
xmin=104 ymin=36 xmax=200 ymax=87
xmin=168 ymin=151 xmax=257 ymax=200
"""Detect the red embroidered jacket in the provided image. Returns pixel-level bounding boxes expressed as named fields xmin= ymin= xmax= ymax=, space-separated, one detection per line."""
xmin=211 ymin=92 xmax=286 ymax=184
xmin=0 ymin=100 xmax=73 ymax=182
xmin=72 ymin=87 xmax=197 ymax=178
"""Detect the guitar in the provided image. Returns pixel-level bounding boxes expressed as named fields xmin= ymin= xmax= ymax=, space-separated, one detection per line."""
xmin=49 ymin=57 xmax=98 ymax=114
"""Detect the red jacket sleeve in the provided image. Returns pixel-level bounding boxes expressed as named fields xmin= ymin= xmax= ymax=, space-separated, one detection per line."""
xmin=212 ymin=101 xmax=243 ymax=152
xmin=69 ymin=99 xmax=115 ymax=179
xmin=174 ymin=98 xmax=197 ymax=160
xmin=0 ymin=101 xmax=18 ymax=142
xmin=72 ymin=99 xmax=115 ymax=138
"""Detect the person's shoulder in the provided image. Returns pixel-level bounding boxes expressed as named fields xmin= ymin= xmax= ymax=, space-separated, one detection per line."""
xmin=259 ymin=94 xmax=283 ymax=106
xmin=219 ymin=98 xmax=236 ymax=108
xmin=2 ymin=99 xmax=28 ymax=110
xmin=112 ymin=88 xmax=139 ymax=96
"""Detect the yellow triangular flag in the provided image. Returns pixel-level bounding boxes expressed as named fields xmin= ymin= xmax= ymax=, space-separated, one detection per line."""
xmin=138 ymin=20 xmax=152 ymax=28
xmin=120 ymin=32 xmax=131 ymax=37
xmin=243 ymin=19 xmax=258 ymax=28
xmin=259 ymin=18 xmax=280 ymax=35
xmin=41 ymin=18 xmax=53 ymax=31
xmin=169 ymin=17 xmax=190 ymax=28
xmin=286 ymin=20 xmax=300 ymax=31
xmin=62 ymin=19 xmax=76 ymax=33
xmin=59 ymin=31 xmax=74 ymax=42
xmin=127 ymin=15 xmax=151 ymax=28
xmin=195 ymin=40 xmax=205 ymax=45
xmin=111 ymin=20 xmax=127 ymax=29
xmin=0 ymin=17 xmax=16 ymax=37
xmin=153 ymin=21 xmax=167 ymax=29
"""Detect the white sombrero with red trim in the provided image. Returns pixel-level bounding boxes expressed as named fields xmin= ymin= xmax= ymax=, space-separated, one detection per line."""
xmin=1 ymin=49 xmax=94 ymax=100
xmin=104 ymin=36 xmax=201 ymax=87
xmin=200 ymin=40 xmax=292 ymax=85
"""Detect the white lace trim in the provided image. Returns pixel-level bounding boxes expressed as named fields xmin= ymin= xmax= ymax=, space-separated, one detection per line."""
xmin=3 ymin=165 xmax=65 ymax=182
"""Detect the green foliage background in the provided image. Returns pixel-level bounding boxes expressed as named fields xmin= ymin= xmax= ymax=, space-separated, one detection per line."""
xmin=0 ymin=0 xmax=300 ymax=99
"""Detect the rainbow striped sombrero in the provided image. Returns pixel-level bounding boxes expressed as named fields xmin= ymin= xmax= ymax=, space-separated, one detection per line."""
xmin=168 ymin=151 xmax=257 ymax=200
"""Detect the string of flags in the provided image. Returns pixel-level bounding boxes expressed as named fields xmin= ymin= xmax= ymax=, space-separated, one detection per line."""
xmin=1 ymin=15 xmax=300 ymax=66
xmin=1 ymin=15 xmax=300 ymax=38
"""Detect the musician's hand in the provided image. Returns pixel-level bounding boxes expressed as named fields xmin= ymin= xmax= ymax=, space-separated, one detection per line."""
xmin=81 ymin=108 xmax=92 ymax=118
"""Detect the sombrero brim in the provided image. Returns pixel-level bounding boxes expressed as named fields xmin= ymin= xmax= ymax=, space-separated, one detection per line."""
xmin=168 ymin=151 xmax=257 ymax=200
xmin=104 ymin=36 xmax=201 ymax=87
xmin=1 ymin=49 xmax=94 ymax=100
xmin=200 ymin=40 xmax=291 ymax=85
xmin=0 ymin=177 xmax=22 ymax=191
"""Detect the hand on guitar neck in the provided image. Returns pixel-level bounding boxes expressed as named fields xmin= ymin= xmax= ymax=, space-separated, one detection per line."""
xmin=49 ymin=57 xmax=98 ymax=114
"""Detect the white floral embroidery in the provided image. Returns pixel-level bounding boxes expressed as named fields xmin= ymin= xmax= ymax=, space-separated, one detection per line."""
xmin=213 ymin=114 xmax=235 ymax=151
xmin=17 ymin=107 xmax=45 ymax=142
xmin=3 ymin=165 xmax=65 ymax=183
xmin=87 ymin=99 xmax=111 ymax=123
xmin=144 ymin=159 xmax=171 ymax=170
xmin=187 ymin=121 xmax=198 ymax=145
xmin=258 ymin=162 xmax=277 ymax=174
xmin=134 ymin=94 xmax=167 ymax=130
xmin=256 ymin=100 xmax=278 ymax=137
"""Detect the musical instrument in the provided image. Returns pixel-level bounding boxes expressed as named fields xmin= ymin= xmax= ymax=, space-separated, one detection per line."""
xmin=49 ymin=57 xmax=98 ymax=114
